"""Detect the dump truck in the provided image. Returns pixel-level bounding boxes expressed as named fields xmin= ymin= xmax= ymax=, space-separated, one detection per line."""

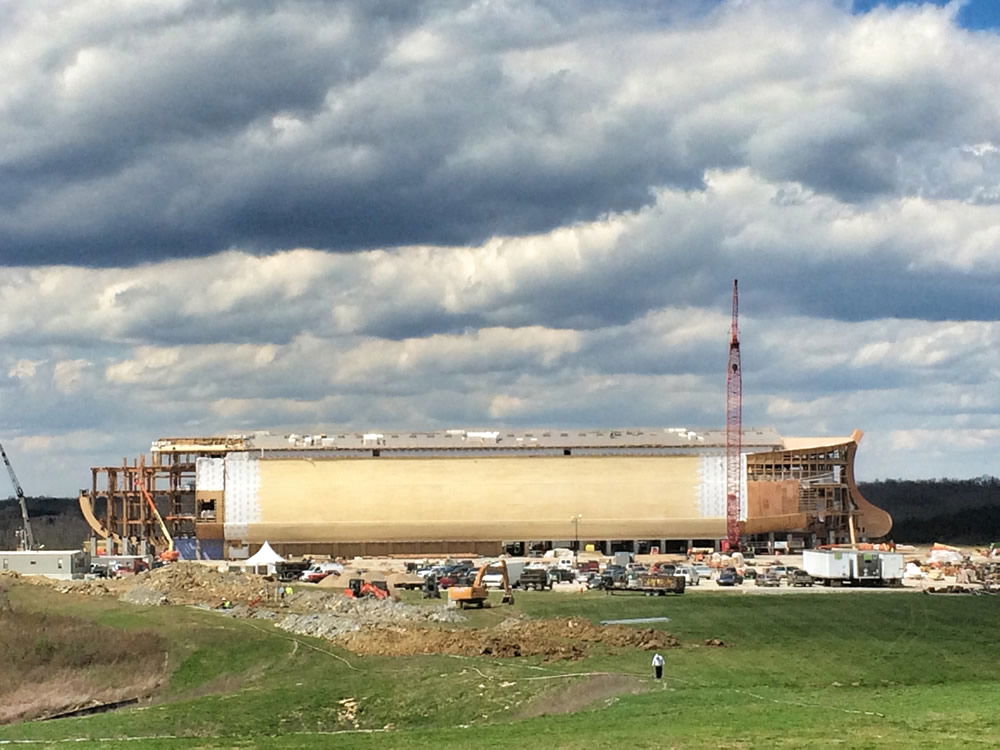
xmin=518 ymin=567 xmax=553 ymax=590
xmin=605 ymin=571 xmax=685 ymax=596
xmin=802 ymin=549 xmax=903 ymax=587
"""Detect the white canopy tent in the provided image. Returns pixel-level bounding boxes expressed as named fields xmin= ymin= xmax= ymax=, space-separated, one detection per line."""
xmin=243 ymin=541 xmax=285 ymax=574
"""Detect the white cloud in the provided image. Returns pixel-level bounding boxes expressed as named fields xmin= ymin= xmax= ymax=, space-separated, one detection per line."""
xmin=52 ymin=359 xmax=90 ymax=394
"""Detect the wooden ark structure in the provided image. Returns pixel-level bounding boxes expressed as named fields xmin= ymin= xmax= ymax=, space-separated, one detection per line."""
xmin=78 ymin=427 xmax=891 ymax=559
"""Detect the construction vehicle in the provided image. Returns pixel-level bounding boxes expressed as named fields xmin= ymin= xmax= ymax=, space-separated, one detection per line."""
xmin=344 ymin=578 xmax=390 ymax=599
xmin=448 ymin=560 xmax=515 ymax=609
xmin=605 ymin=570 xmax=686 ymax=595
xmin=1 ymin=442 xmax=35 ymax=550
xmin=518 ymin=567 xmax=553 ymax=590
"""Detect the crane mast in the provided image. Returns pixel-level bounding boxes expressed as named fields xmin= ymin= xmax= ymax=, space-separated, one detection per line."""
xmin=725 ymin=279 xmax=742 ymax=550
xmin=0 ymin=442 xmax=35 ymax=550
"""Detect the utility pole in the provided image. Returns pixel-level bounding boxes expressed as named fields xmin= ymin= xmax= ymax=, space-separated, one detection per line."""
xmin=571 ymin=514 xmax=582 ymax=565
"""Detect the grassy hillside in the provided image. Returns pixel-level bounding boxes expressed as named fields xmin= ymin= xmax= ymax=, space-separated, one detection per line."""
xmin=0 ymin=608 xmax=166 ymax=723
xmin=2 ymin=586 xmax=999 ymax=748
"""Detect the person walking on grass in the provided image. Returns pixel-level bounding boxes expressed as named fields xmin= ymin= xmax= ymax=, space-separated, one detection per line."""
xmin=652 ymin=652 xmax=665 ymax=680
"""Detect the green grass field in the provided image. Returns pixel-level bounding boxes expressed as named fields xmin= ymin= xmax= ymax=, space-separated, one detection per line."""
xmin=2 ymin=585 xmax=999 ymax=748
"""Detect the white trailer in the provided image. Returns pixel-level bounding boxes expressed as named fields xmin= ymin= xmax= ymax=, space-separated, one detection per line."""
xmin=802 ymin=549 xmax=903 ymax=587
xmin=484 ymin=560 xmax=524 ymax=588
xmin=803 ymin=549 xmax=851 ymax=581
xmin=877 ymin=552 xmax=904 ymax=586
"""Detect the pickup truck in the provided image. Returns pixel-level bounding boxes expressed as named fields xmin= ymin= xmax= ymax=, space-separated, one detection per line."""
xmin=299 ymin=562 xmax=343 ymax=583
xmin=518 ymin=568 xmax=553 ymax=590
xmin=755 ymin=569 xmax=781 ymax=587
xmin=788 ymin=569 xmax=814 ymax=587
xmin=717 ymin=567 xmax=744 ymax=586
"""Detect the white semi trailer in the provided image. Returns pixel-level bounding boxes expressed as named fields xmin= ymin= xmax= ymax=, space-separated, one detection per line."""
xmin=802 ymin=549 xmax=903 ymax=587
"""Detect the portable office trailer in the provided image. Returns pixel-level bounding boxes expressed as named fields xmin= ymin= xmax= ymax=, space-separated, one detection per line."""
xmin=0 ymin=550 xmax=90 ymax=580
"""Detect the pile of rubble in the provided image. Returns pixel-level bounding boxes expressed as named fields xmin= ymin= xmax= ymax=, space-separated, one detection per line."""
xmin=275 ymin=598 xmax=466 ymax=640
xmin=48 ymin=563 xmax=272 ymax=606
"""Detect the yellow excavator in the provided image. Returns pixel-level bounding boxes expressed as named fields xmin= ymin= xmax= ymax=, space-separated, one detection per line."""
xmin=448 ymin=559 xmax=515 ymax=609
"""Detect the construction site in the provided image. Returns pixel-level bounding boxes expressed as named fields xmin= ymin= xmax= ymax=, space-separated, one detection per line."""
xmin=2 ymin=266 xmax=996 ymax=735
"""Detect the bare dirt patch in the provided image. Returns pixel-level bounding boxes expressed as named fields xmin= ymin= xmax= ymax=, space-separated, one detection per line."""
xmin=513 ymin=673 xmax=648 ymax=719
xmin=333 ymin=617 xmax=679 ymax=661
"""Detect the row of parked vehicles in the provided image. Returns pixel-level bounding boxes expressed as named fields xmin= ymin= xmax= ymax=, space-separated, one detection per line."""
xmin=751 ymin=565 xmax=814 ymax=587
xmin=287 ymin=557 xmax=816 ymax=590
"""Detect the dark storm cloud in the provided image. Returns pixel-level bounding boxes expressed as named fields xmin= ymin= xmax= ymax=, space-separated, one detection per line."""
xmin=4 ymin=0 xmax=996 ymax=266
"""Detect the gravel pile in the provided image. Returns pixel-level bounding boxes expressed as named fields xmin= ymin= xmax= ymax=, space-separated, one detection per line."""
xmin=275 ymin=598 xmax=466 ymax=640
xmin=119 ymin=585 xmax=169 ymax=606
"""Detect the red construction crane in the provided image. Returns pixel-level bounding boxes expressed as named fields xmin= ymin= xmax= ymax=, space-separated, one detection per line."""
xmin=725 ymin=279 xmax=742 ymax=551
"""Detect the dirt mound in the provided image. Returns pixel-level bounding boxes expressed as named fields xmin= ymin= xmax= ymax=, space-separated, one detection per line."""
xmin=315 ymin=574 xmax=347 ymax=588
xmin=134 ymin=563 xmax=269 ymax=604
xmin=51 ymin=563 xmax=271 ymax=606
xmin=333 ymin=617 xmax=679 ymax=661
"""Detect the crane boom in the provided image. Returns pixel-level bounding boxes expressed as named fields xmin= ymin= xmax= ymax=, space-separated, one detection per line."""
xmin=0 ymin=442 xmax=36 ymax=550
xmin=725 ymin=279 xmax=743 ymax=550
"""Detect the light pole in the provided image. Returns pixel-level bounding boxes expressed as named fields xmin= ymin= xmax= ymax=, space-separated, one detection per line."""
xmin=571 ymin=514 xmax=582 ymax=566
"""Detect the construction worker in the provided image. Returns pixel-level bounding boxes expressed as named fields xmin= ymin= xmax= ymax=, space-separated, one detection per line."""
xmin=651 ymin=652 xmax=665 ymax=680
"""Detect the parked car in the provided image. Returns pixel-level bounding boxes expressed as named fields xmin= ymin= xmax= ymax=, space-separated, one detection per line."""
xmin=755 ymin=569 xmax=781 ymax=587
xmin=769 ymin=565 xmax=796 ymax=582
xmin=437 ymin=566 xmax=474 ymax=589
xmin=602 ymin=565 xmax=627 ymax=583
xmin=717 ymin=567 xmax=744 ymax=586
xmin=673 ymin=565 xmax=700 ymax=586
xmin=693 ymin=564 xmax=713 ymax=581
xmin=789 ymin=569 xmax=814 ymax=587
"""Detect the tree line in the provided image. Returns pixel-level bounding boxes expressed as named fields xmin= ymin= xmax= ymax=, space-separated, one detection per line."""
xmin=0 ymin=497 xmax=91 ymax=550
xmin=859 ymin=476 xmax=1000 ymax=544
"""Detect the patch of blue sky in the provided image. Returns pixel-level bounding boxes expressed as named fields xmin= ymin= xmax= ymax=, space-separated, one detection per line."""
xmin=851 ymin=0 xmax=1000 ymax=30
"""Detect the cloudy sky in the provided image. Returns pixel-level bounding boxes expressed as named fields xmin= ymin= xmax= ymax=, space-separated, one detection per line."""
xmin=1 ymin=0 xmax=998 ymax=496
